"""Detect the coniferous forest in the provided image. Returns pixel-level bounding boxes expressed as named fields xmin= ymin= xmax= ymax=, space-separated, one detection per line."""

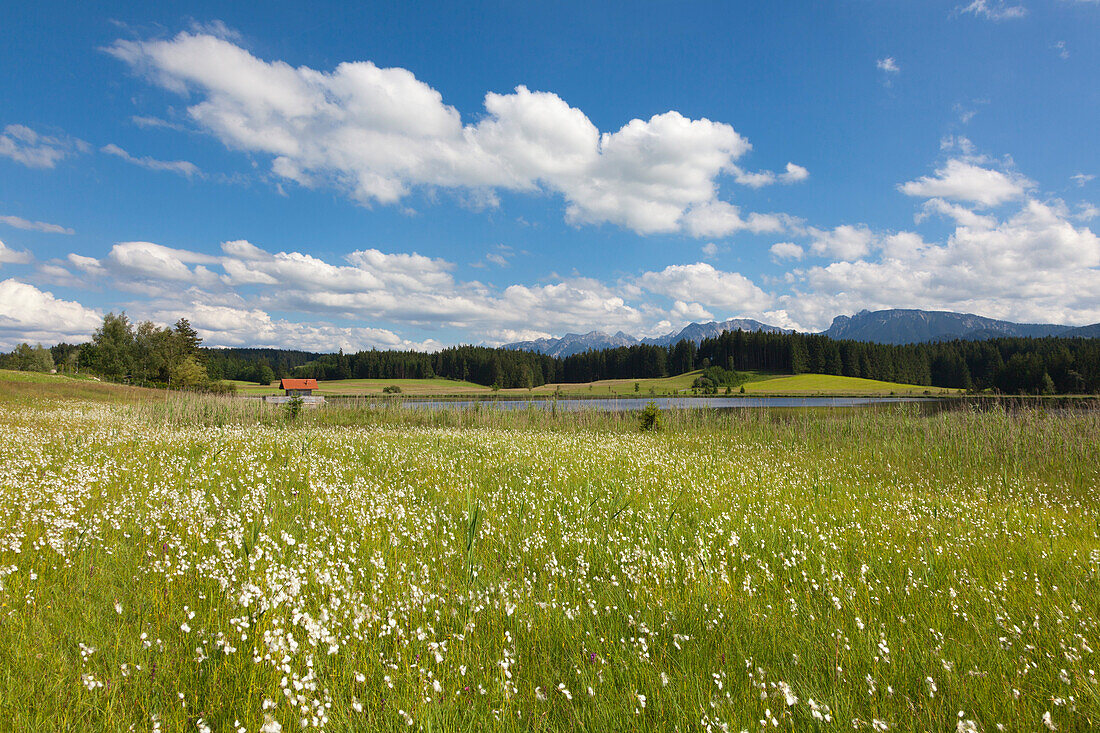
xmin=201 ymin=330 xmax=1100 ymax=395
xmin=5 ymin=312 xmax=1098 ymax=395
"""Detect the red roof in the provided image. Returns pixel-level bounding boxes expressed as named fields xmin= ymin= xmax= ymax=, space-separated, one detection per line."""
xmin=280 ymin=378 xmax=318 ymax=390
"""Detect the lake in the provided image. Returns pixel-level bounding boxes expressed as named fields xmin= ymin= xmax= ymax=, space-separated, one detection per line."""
xmin=385 ymin=396 xmax=943 ymax=411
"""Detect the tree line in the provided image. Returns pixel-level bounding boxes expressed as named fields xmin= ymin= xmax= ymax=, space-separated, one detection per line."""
xmin=0 ymin=313 xmax=225 ymax=391
xmin=200 ymin=330 xmax=1100 ymax=395
xmin=4 ymin=314 xmax=1099 ymax=395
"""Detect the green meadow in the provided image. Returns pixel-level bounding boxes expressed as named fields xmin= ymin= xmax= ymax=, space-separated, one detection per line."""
xmin=228 ymin=369 xmax=952 ymax=398
xmin=0 ymin=373 xmax=1096 ymax=731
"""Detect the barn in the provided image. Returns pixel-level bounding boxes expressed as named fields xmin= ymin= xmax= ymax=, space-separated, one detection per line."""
xmin=280 ymin=378 xmax=318 ymax=397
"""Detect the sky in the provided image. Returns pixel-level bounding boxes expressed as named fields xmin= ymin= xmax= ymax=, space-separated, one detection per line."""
xmin=1 ymin=0 xmax=1098 ymax=352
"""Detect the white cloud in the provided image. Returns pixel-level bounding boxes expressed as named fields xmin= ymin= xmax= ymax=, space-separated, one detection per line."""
xmin=899 ymin=159 xmax=1033 ymax=207
xmin=106 ymin=241 xmax=220 ymax=285
xmin=636 ymin=262 xmax=772 ymax=311
xmin=0 ymin=124 xmax=88 ymax=169
xmin=808 ymin=224 xmax=876 ymax=260
xmin=783 ymin=199 xmax=1100 ymax=329
xmin=780 ymin=162 xmax=810 ymax=184
xmin=1072 ymin=173 xmax=1094 ymax=187
xmin=187 ymin=19 xmax=243 ymax=41
xmin=770 ymin=241 xmax=804 ymax=261
xmin=681 ymin=201 xmax=785 ymax=238
xmin=732 ymin=162 xmax=810 ymax=188
xmin=169 ymin=303 xmax=439 ymax=352
xmin=62 ymin=238 xmax=661 ymax=341
xmin=131 ymin=115 xmax=184 ymax=130
xmin=1054 ymin=41 xmax=1070 ymax=59
xmin=107 ymin=32 xmax=793 ymax=237
xmin=19 ymin=143 xmax=1094 ymax=348
xmin=956 ymin=0 xmax=1028 ymax=20
xmin=68 ymin=253 xmax=106 ymax=276
xmin=0 ymin=279 xmax=102 ymax=348
xmin=0 ymin=240 xmax=34 ymax=265
xmin=1075 ymin=203 xmax=1099 ymax=221
xmin=916 ymin=198 xmax=998 ymax=229
xmin=0 ymin=215 xmax=74 ymax=235
xmin=671 ymin=300 xmax=713 ymax=322
xmin=102 ymin=144 xmax=202 ymax=178
xmin=876 ymin=57 xmax=900 ymax=73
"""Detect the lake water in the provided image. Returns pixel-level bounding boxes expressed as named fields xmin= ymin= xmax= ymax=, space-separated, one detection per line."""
xmin=389 ymin=396 xmax=942 ymax=411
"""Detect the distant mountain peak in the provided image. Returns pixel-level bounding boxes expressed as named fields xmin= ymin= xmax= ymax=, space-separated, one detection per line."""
xmin=503 ymin=317 xmax=790 ymax=356
xmin=503 ymin=308 xmax=1098 ymax=356
xmin=824 ymin=308 xmax=1073 ymax=344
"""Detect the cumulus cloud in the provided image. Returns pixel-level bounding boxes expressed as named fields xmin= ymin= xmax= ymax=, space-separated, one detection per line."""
xmin=107 ymin=32 xmax=797 ymax=237
xmin=782 ymin=199 xmax=1100 ymax=329
xmin=0 ymin=279 xmax=102 ymax=348
xmin=59 ymin=238 xmax=662 ymax=342
xmin=770 ymin=242 xmax=804 ymax=261
xmin=956 ymin=0 xmax=1028 ymax=20
xmin=0 ymin=215 xmax=74 ymax=235
xmin=681 ymin=201 xmax=785 ymax=238
xmin=102 ymin=144 xmax=202 ymax=178
xmin=808 ymin=224 xmax=876 ymax=260
xmin=163 ymin=303 xmax=439 ymax=352
xmin=106 ymin=241 xmax=221 ymax=286
xmin=0 ymin=124 xmax=88 ymax=169
xmin=635 ymin=262 xmax=772 ymax=311
xmin=670 ymin=300 xmax=713 ymax=322
xmin=916 ymin=198 xmax=998 ymax=228
xmin=899 ymin=159 xmax=1033 ymax=207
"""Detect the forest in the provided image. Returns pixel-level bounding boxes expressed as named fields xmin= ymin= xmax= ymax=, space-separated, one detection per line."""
xmin=205 ymin=329 xmax=1100 ymax=395
xmin=4 ymin=313 xmax=1099 ymax=395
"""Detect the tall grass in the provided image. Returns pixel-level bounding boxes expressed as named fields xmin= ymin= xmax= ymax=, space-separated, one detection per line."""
xmin=126 ymin=392 xmax=1100 ymax=493
xmin=0 ymin=392 xmax=1096 ymax=730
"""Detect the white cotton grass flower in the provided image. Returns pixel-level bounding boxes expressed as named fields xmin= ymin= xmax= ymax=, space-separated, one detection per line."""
xmin=807 ymin=699 xmax=832 ymax=722
xmin=1043 ymin=711 xmax=1057 ymax=730
xmin=259 ymin=714 xmax=282 ymax=733
xmin=777 ymin=680 xmax=797 ymax=706
xmin=956 ymin=711 xmax=978 ymax=733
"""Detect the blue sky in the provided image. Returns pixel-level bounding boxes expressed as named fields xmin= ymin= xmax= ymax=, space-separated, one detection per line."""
xmin=1 ymin=0 xmax=1098 ymax=351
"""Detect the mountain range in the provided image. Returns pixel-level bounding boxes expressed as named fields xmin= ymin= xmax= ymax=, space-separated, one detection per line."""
xmin=503 ymin=309 xmax=1100 ymax=356
xmin=504 ymin=318 xmax=791 ymax=357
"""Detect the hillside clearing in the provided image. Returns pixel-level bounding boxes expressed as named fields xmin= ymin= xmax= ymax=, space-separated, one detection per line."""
xmin=743 ymin=373 xmax=959 ymax=394
xmin=227 ymin=371 xmax=946 ymax=397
